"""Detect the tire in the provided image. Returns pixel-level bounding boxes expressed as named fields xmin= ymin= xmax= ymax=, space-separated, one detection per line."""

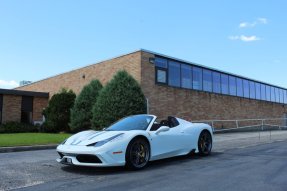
xmin=198 ymin=130 xmax=212 ymax=156
xmin=125 ymin=138 xmax=150 ymax=170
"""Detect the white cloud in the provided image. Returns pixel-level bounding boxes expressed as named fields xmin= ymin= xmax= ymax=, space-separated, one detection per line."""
xmin=239 ymin=18 xmax=268 ymax=28
xmin=239 ymin=22 xmax=256 ymax=28
xmin=258 ymin=17 xmax=268 ymax=24
xmin=228 ymin=35 xmax=260 ymax=42
xmin=0 ymin=80 xmax=19 ymax=89
xmin=228 ymin=36 xmax=240 ymax=40
xmin=240 ymin=35 xmax=260 ymax=42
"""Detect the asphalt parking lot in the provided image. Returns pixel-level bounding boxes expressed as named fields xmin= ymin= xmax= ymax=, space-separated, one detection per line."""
xmin=1 ymin=131 xmax=287 ymax=191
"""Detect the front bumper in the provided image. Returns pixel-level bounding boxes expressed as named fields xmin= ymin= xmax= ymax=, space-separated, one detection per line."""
xmin=56 ymin=144 xmax=126 ymax=167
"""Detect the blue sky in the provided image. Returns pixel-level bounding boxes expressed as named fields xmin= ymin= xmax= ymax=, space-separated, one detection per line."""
xmin=0 ymin=0 xmax=286 ymax=89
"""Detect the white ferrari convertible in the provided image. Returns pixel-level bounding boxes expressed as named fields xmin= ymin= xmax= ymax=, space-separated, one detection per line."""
xmin=57 ymin=114 xmax=213 ymax=169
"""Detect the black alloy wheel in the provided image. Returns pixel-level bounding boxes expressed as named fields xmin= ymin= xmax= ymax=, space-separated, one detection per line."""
xmin=126 ymin=138 xmax=150 ymax=170
xmin=198 ymin=130 xmax=212 ymax=156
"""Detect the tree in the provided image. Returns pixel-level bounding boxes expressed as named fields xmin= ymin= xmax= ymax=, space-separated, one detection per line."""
xmin=43 ymin=88 xmax=76 ymax=133
xmin=70 ymin=80 xmax=103 ymax=132
xmin=92 ymin=70 xmax=146 ymax=129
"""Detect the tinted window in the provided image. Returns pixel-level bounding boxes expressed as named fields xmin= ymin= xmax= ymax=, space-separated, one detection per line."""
xmin=155 ymin=57 xmax=168 ymax=68
xmin=275 ymin=88 xmax=280 ymax=103
xmin=181 ymin=64 xmax=192 ymax=89
xmin=249 ymin=81 xmax=255 ymax=99
xmin=266 ymin=85 xmax=271 ymax=101
xmin=21 ymin=96 xmax=33 ymax=124
xmin=255 ymin=83 xmax=261 ymax=100
xmin=221 ymin=74 xmax=229 ymax=95
xmin=192 ymin=67 xmax=203 ymax=90
xmin=22 ymin=96 xmax=33 ymax=112
xmin=212 ymin=72 xmax=221 ymax=93
xmin=243 ymin=80 xmax=249 ymax=98
xmin=260 ymin=84 xmax=266 ymax=101
xmin=236 ymin=78 xmax=243 ymax=97
xmin=203 ymin=69 xmax=212 ymax=92
xmin=279 ymin=89 xmax=284 ymax=103
xmin=271 ymin=87 xmax=275 ymax=102
xmin=285 ymin=90 xmax=287 ymax=104
xmin=156 ymin=69 xmax=167 ymax=84
xmin=229 ymin=76 xmax=236 ymax=96
xmin=106 ymin=115 xmax=153 ymax=131
xmin=168 ymin=61 xmax=180 ymax=87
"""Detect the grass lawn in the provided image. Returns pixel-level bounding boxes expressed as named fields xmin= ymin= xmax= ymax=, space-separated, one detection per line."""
xmin=0 ymin=133 xmax=71 ymax=147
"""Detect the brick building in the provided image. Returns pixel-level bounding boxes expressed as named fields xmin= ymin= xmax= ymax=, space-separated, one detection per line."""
xmin=0 ymin=89 xmax=48 ymax=124
xmin=15 ymin=49 xmax=287 ymax=123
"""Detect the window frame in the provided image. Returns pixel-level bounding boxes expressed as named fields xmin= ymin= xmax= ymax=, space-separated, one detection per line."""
xmin=168 ymin=61 xmax=181 ymax=87
xmin=229 ymin=76 xmax=237 ymax=96
xmin=153 ymin=56 xmax=287 ymax=105
xmin=249 ymin=81 xmax=256 ymax=99
xmin=212 ymin=72 xmax=221 ymax=94
xmin=260 ymin=84 xmax=266 ymax=101
xmin=236 ymin=78 xmax=243 ymax=97
xmin=243 ymin=80 xmax=250 ymax=99
xmin=192 ymin=66 xmax=203 ymax=91
xmin=154 ymin=57 xmax=168 ymax=68
xmin=181 ymin=64 xmax=193 ymax=89
xmin=220 ymin=74 xmax=229 ymax=95
xmin=203 ymin=69 xmax=212 ymax=92
xmin=155 ymin=67 xmax=168 ymax=85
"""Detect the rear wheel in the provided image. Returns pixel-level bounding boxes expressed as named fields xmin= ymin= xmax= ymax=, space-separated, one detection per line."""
xmin=198 ymin=130 xmax=212 ymax=156
xmin=125 ymin=138 xmax=150 ymax=170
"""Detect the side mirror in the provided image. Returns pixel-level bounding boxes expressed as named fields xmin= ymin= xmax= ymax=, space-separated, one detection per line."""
xmin=156 ymin=126 xmax=170 ymax=134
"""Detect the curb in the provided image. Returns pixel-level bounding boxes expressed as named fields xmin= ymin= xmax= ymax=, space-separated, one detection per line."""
xmin=0 ymin=145 xmax=58 ymax=153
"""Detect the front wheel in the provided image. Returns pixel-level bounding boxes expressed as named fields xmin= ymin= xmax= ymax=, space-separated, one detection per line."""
xmin=198 ymin=130 xmax=212 ymax=156
xmin=125 ymin=138 xmax=150 ymax=170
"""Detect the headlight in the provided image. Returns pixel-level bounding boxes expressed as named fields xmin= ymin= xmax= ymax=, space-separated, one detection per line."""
xmin=87 ymin=133 xmax=124 ymax=147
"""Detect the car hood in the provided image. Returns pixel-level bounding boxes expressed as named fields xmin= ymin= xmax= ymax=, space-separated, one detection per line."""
xmin=64 ymin=130 xmax=126 ymax=146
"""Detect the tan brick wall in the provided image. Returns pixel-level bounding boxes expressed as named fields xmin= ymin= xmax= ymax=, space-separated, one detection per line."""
xmin=33 ymin=97 xmax=48 ymax=121
xmin=16 ymin=51 xmax=142 ymax=97
xmin=13 ymin=50 xmax=287 ymax=126
xmin=2 ymin=95 xmax=22 ymax=123
xmin=140 ymin=52 xmax=287 ymax=122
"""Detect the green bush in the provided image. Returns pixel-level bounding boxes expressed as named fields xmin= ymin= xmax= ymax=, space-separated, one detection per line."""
xmin=70 ymin=80 xmax=103 ymax=132
xmin=0 ymin=122 xmax=39 ymax=133
xmin=92 ymin=70 xmax=146 ymax=130
xmin=43 ymin=88 xmax=76 ymax=133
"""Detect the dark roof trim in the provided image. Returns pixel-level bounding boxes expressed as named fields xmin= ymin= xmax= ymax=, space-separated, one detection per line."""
xmin=0 ymin=89 xmax=49 ymax=98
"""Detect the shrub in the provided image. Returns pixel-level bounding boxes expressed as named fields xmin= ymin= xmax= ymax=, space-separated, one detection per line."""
xmin=70 ymin=80 xmax=103 ymax=132
xmin=92 ymin=70 xmax=146 ymax=130
xmin=0 ymin=122 xmax=38 ymax=133
xmin=43 ymin=88 xmax=76 ymax=133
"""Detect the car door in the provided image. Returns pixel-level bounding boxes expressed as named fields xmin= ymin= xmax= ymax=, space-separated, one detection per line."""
xmin=149 ymin=126 xmax=183 ymax=160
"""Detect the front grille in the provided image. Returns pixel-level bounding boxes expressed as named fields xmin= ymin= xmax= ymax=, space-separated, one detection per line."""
xmin=76 ymin=154 xmax=102 ymax=163
xmin=58 ymin=152 xmax=77 ymax=158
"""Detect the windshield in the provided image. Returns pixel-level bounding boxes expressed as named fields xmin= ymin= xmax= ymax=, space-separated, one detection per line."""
xmin=106 ymin=115 xmax=154 ymax=131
